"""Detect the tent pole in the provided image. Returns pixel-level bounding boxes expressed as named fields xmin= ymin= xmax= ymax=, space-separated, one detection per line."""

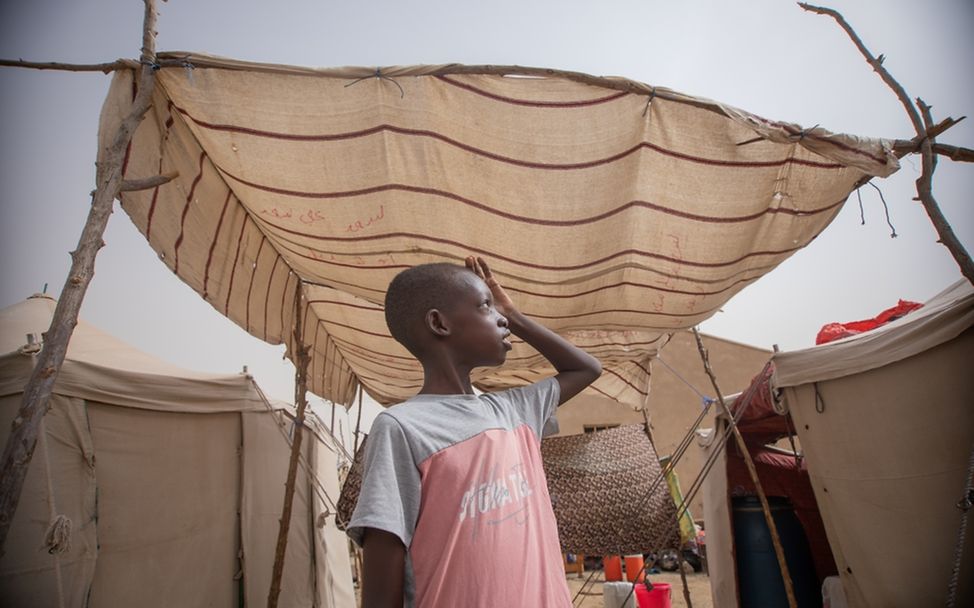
xmin=691 ymin=328 xmax=798 ymax=608
xmin=0 ymin=0 xmax=166 ymax=557
xmin=268 ymin=281 xmax=311 ymax=608
xmin=353 ymin=385 xmax=364 ymax=455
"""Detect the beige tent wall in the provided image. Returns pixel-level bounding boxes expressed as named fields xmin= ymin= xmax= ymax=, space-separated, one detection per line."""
xmin=87 ymin=404 xmax=242 ymax=606
xmin=697 ymin=423 xmax=738 ymax=608
xmin=309 ymin=424 xmax=357 ymax=608
xmin=241 ymin=411 xmax=317 ymax=607
xmin=0 ymin=393 xmax=98 ymax=608
xmin=0 ymin=295 xmax=355 ymax=607
xmin=554 ymin=331 xmax=769 ymax=517
xmin=782 ymin=327 xmax=974 ymax=608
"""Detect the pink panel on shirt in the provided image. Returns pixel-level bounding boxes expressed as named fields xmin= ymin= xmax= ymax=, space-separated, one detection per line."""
xmin=412 ymin=425 xmax=571 ymax=607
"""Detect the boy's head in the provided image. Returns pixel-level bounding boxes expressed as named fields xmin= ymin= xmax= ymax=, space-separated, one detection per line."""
xmin=384 ymin=262 xmax=511 ymax=366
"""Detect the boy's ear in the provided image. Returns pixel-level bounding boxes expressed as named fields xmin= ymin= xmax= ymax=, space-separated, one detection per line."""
xmin=425 ymin=309 xmax=451 ymax=337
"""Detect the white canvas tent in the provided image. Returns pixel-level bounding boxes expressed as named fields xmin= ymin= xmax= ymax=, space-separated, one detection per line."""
xmin=699 ymin=279 xmax=974 ymax=608
xmin=0 ymin=294 xmax=354 ymax=607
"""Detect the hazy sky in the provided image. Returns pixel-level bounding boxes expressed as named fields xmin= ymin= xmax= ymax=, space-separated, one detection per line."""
xmin=1 ymin=1 xmax=971 ymax=434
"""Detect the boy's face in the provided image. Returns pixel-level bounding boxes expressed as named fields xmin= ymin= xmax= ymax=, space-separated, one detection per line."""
xmin=445 ymin=271 xmax=511 ymax=368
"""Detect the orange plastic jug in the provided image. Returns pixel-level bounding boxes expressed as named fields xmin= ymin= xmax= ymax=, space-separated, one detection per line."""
xmin=624 ymin=554 xmax=646 ymax=583
xmin=603 ymin=555 xmax=623 ymax=582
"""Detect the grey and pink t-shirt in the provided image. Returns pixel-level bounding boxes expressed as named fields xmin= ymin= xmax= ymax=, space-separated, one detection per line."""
xmin=347 ymin=377 xmax=571 ymax=607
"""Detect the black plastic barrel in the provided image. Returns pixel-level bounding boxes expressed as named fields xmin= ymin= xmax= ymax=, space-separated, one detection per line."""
xmin=731 ymin=495 xmax=820 ymax=608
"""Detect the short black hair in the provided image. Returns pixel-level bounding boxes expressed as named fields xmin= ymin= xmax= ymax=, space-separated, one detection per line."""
xmin=384 ymin=263 xmax=473 ymax=357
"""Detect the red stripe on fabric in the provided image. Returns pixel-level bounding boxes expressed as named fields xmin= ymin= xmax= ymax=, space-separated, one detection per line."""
xmin=145 ymin=102 xmax=176 ymax=242
xmin=173 ymin=152 xmax=207 ymax=274
xmin=280 ymin=271 xmax=293 ymax=343
xmin=269 ymin=228 xmax=799 ymax=272
xmin=301 ymin=293 xmax=312 ymax=350
xmin=225 ymin=215 xmax=250 ymax=315
xmin=632 ymin=360 xmax=653 ymax=377
xmin=311 ymin=289 xmax=715 ymax=321
xmin=329 ymin=333 xmax=653 ymax=371
xmin=307 ymin=299 xmax=383 ymax=312
xmin=588 ymin=383 xmax=616 ymax=400
xmin=145 ymin=176 xmax=162 ymax=242
xmin=246 ymin=237 xmax=267 ymax=333
xmin=263 ymin=256 xmax=281 ymax=342
xmin=505 ymin=276 xmax=755 ymax=300
xmin=529 ymin=304 xmax=719 ymax=320
xmin=120 ymin=78 xmax=138 ymax=177
xmin=306 ymin=277 xmax=386 ymax=296
xmin=203 ymin=189 xmax=234 ymax=298
xmin=353 ymin=369 xmax=422 ymax=391
xmin=603 ymin=367 xmax=649 ymax=397
xmin=322 ymin=319 xmax=394 ymax=340
xmin=312 ymin=321 xmax=321 ymax=377
xmin=224 ymin=173 xmax=846 ymax=226
xmin=173 ymin=105 xmax=844 ymax=171
xmin=435 ymin=75 xmax=631 ymax=108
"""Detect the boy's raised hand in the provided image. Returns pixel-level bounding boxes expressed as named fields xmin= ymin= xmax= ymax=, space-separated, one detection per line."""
xmin=465 ymin=255 xmax=601 ymax=404
xmin=466 ymin=256 xmax=517 ymax=318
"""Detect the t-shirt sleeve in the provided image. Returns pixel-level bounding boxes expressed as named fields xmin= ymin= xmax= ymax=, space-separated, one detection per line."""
xmin=346 ymin=412 xmax=422 ymax=550
xmin=494 ymin=376 xmax=561 ymax=439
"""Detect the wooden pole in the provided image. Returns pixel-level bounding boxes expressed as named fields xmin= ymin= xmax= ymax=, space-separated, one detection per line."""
xmin=677 ymin=550 xmax=695 ymax=608
xmin=800 ymin=2 xmax=974 ymax=285
xmin=267 ymin=281 xmax=311 ymax=608
xmin=353 ymin=385 xmax=364 ymax=455
xmin=691 ymin=328 xmax=798 ymax=608
xmin=0 ymin=0 xmax=162 ymax=557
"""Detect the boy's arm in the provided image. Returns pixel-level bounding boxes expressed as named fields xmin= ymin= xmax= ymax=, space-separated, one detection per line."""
xmin=362 ymin=528 xmax=406 ymax=608
xmin=466 ymin=256 xmax=602 ymax=404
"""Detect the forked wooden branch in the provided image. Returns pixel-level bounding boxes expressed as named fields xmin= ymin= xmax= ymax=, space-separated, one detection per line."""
xmin=0 ymin=0 xmax=161 ymax=556
xmin=800 ymin=2 xmax=974 ymax=284
xmin=119 ymin=171 xmax=179 ymax=192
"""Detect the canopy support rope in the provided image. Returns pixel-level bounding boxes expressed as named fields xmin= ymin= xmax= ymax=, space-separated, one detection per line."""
xmin=267 ymin=280 xmax=312 ymax=608
xmin=946 ymin=442 xmax=974 ymax=607
xmin=250 ymin=380 xmax=345 ymax=523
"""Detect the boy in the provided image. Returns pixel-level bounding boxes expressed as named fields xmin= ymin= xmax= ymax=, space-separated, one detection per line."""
xmin=348 ymin=256 xmax=601 ymax=607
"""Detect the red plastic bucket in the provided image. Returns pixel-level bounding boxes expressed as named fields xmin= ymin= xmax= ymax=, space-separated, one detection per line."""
xmin=603 ymin=555 xmax=623 ymax=582
xmin=635 ymin=582 xmax=672 ymax=608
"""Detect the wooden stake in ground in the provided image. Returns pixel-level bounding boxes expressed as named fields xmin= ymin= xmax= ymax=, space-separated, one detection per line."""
xmin=0 ymin=0 xmax=167 ymax=557
xmin=692 ymin=328 xmax=798 ymax=608
xmin=267 ymin=282 xmax=312 ymax=608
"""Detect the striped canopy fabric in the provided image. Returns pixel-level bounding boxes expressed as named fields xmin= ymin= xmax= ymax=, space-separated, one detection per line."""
xmin=101 ymin=53 xmax=899 ymax=407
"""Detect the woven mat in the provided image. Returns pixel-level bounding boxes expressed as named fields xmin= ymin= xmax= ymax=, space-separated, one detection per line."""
xmin=541 ymin=424 xmax=680 ymax=555
xmin=337 ymin=425 xmax=680 ymax=554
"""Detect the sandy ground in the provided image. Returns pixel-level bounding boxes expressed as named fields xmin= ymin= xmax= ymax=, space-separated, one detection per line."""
xmin=352 ymin=568 xmax=714 ymax=607
xmin=566 ymin=570 xmax=713 ymax=608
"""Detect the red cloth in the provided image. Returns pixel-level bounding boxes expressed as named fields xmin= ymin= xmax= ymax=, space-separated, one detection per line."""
xmin=816 ymin=299 xmax=923 ymax=345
